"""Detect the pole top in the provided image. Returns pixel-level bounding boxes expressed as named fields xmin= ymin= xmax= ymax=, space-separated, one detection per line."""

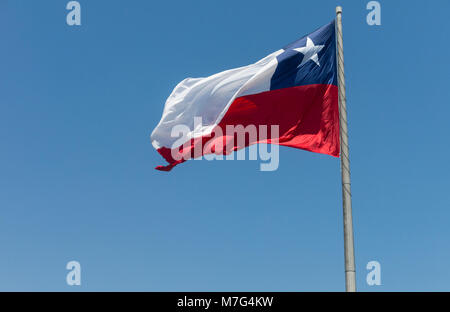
xmin=336 ymin=6 xmax=342 ymax=14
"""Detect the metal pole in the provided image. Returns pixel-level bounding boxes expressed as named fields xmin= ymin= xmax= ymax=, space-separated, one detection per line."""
xmin=335 ymin=6 xmax=356 ymax=292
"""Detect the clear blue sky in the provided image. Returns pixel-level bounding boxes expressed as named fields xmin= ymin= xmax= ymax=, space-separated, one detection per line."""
xmin=1 ymin=0 xmax=449 ymax=291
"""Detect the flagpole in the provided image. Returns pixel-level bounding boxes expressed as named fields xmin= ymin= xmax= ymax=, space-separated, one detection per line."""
xmin=335 ymin=6 xmax=356 ymax=292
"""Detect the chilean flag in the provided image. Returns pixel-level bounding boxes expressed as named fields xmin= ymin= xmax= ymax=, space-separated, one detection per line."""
xmin=151 ymin=20 xmax=339 ymax=171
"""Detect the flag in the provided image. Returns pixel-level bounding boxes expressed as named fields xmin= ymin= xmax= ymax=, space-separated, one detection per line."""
xmin=151 ymin=20 xmax=339 ymax=171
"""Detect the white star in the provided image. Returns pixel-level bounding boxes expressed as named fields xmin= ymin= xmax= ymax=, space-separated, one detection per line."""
xmin=293 ymin=37 xmax=325 ymax=67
